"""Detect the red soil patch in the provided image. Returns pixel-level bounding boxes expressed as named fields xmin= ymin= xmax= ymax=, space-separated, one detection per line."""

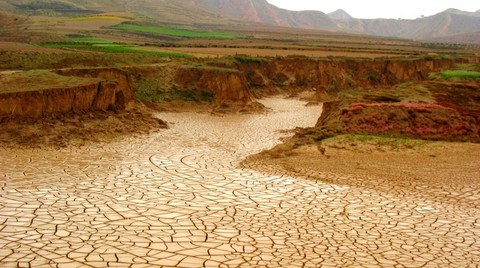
xmin=342 ymin=102 xmax=479 ymax=142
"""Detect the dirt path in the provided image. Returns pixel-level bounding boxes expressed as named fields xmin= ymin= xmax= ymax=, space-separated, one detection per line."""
xmin=0 ymin=98 xmax=479 ymax=267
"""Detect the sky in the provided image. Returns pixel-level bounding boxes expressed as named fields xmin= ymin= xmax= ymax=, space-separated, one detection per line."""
xmin=266 ymin=0 xmax=479 ymax=19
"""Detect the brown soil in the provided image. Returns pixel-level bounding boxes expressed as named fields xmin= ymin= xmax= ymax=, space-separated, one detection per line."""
xmin=0 ymin=42 xmax=63 ymax=52
xmin=342 ymin=102 xmax=479 ymax=142
xmin=244 ymin=135 xmax=480 ymax=195
xmin=0 ymin=105 xmax=167 ymax=149
xmin=148 ymin=46 xmax=404 ymax=58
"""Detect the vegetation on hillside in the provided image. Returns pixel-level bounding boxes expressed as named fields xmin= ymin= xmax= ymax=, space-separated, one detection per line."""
xmin=39 ymin=35 xmax=192 ymax=58
xmin=109 ymin=22 xmax=244 ymax=39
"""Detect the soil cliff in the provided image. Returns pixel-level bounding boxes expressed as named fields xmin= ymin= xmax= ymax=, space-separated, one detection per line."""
xmin=234 ymin=58 xmax=459 ymax=92
xmin=173 ymin=66 xmax=264 ymax=112
xmin=54 ymin=68 xmax=134 ymax=108
xmin=127 ymin=64 xmax=265 ymax=113
xmin=0 ymin=68 xmax=133 ymax=120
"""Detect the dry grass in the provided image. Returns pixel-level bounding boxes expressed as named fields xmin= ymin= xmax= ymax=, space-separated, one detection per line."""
xmin=0 ymin=70 xmax=99 ymax=93
xmin=144 ymin=46 xmax=403 ymax=58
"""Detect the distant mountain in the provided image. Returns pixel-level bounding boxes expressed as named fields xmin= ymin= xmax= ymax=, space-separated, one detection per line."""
xmin=328 ymin=9 xmax=354 ymax=21
xmin=338 ymin=9 xmax=480 ymax=39
xmin=195 ymin=2 xmax=480 ymax=40
xmin=196 ymin=0 xmax=337 ymax=30
xmin=1 ymin=0 xmax=479 ymax=42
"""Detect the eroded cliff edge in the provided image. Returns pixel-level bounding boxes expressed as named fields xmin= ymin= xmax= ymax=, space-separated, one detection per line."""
xmin=1 ymin=57 xmax=474 ymax=146
xmin=0 ymin=57 xmax=461 ymax=119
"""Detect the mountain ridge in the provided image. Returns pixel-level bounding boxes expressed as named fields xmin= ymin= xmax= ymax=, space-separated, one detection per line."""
xmin=328 ymin=9 xmax=354 ymax=21
xmin=1 ymin=0 xmax=479 ymax=42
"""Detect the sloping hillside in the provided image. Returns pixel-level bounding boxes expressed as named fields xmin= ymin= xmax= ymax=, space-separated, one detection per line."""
xmin=336 ymin=9 xmax=480 ymax=39
xmin=195 ymin=0 xmax=337 ymax=30
xmin=328 ymin=9 xmax=354 ymax=21
xmin=1 ymin=0 xmax=479 ymax=41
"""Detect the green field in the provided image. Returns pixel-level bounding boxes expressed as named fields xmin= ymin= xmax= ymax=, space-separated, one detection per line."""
xmin=110 ymin=23 xmax=244 ymax=39
xmin=41 ymin=36 xmax=191 ymax=58
xmin=68 ymin=36 xmax=115 ymax=44
xmin=441 ymin=70 xmax=480 ymax=79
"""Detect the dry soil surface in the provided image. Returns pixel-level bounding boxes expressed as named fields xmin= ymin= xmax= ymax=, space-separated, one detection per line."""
xmin=1 ymin=98 xmax=479 ymax=267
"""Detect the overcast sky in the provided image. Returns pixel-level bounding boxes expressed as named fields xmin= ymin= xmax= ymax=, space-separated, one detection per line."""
xmin=267 ymin=0 xmax=479 ymax=19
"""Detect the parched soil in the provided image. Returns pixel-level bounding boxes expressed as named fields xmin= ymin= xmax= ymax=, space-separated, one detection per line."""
xmin=244 ymin=135 xmax=480 ymax=211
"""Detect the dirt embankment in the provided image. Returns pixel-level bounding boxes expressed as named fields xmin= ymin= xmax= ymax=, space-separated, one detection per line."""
xmin=228 ymin=57 xmax=478 ymax=143
xmin=173 ymin=66 xmax=264 ymax=112
xmin=54 ymin=67 xmax=135 ymax=104
xmin=0 ymin=68 xmax=133 ymax=119
xmin=233 ymin=57 xmax=459 ymax=93
xmin=0 ymin=68 xmax=165 ymax=147
xmin=127 ymin=64 xmax=265 ymax=113
xmin=309 ymin=78 xmax=480 ymax=143
xmin=1 ymin=57 xmax=472 ymax=147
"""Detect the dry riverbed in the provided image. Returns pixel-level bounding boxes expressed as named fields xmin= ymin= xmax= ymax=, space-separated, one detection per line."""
xmin=0 ymin=98 xmax=479 ymax=267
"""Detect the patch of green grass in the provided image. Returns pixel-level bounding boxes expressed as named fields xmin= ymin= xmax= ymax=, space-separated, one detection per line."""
xmin=440 ymin=70 xmax=480 ymax=79
xmin=110 ymin=23 xmax=244 ymax=39
xmin=325 ymin=134 xmax=428 ymax=150
xmin=68 ymin=36 xmax=114 ymax=44
xmin=41 ymin=41 xmax=191 ymax=58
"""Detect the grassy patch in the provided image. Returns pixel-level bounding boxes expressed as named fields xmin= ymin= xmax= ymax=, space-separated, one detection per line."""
xmin=40 ymin=36 xmax=191 ymax=58
xmin=233 ymin=56 xmax=265 ymax=64
xmin=337 ymin=83 xmax=434 ymax=104
xmin=68 ymin=36 xmax=114 ymax=44
xmin=110 ymin=23 xmax=244 ymax=39
xmin=324 ymin=134 xmax=428 ymax=151
xmin=440 ymin=70 xmax=480 ymax=79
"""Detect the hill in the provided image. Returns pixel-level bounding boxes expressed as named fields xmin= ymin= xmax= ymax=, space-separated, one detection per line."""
xmin=193 ymin=2 xmax=480 ymax=40
xmin=328 ymin=9 xmax=354 ymax=21
xmin=1 ymin=0 xmax=479 ymax=42
xmin=196 ymin=0 xmax=337 ymax=30
xmin=333 ymin=9 xmax=480 ymax=40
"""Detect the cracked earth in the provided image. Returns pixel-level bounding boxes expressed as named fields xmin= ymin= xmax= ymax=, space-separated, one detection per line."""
xmin=1 ymin=98 xmax=479 ymax=267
